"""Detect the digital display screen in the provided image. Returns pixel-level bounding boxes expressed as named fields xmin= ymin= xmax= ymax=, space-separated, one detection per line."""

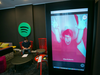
xmin=51 ymin=8 xmax=88 ymax=71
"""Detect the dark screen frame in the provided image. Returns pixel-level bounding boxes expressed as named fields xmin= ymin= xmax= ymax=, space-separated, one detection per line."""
xmin=45 ymin=1 xmax=94 ymax=75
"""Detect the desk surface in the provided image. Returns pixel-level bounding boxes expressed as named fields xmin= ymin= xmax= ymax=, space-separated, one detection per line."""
xmin=11 ymin=54 xmax=33 ymax=65
xmin=36 ymin=49 xmax=45 ymax=53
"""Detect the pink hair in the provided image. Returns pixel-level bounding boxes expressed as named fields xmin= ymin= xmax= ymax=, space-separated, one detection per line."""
xmin=62 ymin=29 xmax=73 ymax=38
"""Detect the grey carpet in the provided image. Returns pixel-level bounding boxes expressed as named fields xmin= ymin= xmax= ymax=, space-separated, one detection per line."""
xmin=0 ymin=52 xmax=49 ymax=75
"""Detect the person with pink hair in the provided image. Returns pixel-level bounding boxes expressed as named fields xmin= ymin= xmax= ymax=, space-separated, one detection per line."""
xmin=61 ymin=29 xmax=73 ymax=45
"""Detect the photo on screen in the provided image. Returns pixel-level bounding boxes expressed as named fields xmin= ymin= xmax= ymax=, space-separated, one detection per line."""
xmin=51 ymin=8 xmax=88 ymax=71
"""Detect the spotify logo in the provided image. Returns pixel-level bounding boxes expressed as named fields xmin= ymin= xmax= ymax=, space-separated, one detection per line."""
xmin=18 ymin=22 xmax=31 ymax=37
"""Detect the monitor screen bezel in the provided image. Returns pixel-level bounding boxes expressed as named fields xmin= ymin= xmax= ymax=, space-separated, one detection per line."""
xmin=45 ymin=1 xmax=94 ymax=75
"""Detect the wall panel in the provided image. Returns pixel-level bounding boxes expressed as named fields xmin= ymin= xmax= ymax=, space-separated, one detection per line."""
xmin=0 ymin=8 xmax=18 ymax=46
xmin=33 ymin=4 xmax=46 ymax=49
xmin=15 ymin=5 xmax=34 ymax=48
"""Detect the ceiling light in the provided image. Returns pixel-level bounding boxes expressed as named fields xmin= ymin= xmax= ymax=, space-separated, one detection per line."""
xmin=24 ymin=0 xmax=28 ymax=1
xmin=0 ymin=1 xmax=1 ymax=4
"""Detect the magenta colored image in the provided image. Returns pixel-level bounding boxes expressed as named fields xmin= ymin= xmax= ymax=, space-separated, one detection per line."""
xmin=51 ymin=14 xmax=88 ymax=63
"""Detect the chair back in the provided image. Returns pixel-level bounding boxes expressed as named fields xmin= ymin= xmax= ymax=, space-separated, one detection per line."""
xmin=38 ymin=38 xmax=47 ymax=53
xmin=19 ymin=41 xmax=23 ymax=49
xmin=30 ymin=41 xmax=33 ymax=49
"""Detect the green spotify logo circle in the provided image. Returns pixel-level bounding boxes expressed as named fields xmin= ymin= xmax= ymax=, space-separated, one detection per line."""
xmin=18 ymin=22 xmax=31 ymax=37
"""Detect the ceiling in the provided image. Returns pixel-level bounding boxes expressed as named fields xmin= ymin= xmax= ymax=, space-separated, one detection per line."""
xmin=0 ymin=0 xmax=68 ymax=10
